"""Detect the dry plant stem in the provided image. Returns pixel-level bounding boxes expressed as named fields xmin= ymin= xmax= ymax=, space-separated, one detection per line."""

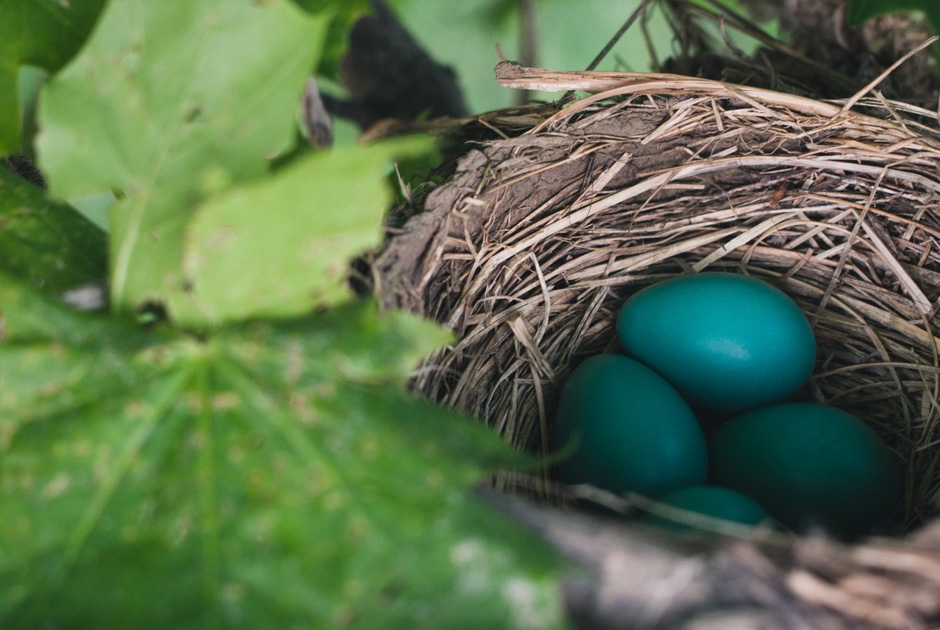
xmin=373 ymin=71 xmax=940 ymax=531
xmin=495 ymin=61 xmax=845 ymax=118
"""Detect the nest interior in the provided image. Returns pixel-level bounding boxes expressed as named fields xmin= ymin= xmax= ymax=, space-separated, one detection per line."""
xmin=372 ymin=72 xmax=940 ymax=533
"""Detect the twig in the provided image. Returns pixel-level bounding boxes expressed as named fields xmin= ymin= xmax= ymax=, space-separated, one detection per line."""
xmin=584 ymin=0 xmax=656 ymax=72
xmin=839 ymin=36 xmax=940 ymax=115
xmin=676 ymin=0 xmax=859 ymax=95
xmin=517 ymin=0 xmax=539 ymax=106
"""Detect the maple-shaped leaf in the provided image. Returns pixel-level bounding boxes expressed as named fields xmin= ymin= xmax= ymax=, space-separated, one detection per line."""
xmin=35 ymin=0 xmax=330 ymax=317
xmin=0 ymin=275 xmax=567 ymax=629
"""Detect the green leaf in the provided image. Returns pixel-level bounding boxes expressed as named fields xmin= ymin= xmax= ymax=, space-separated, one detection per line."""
xmin=0 ymin=0 xmax=106 ymax=154
xmin=0 ymin=273 xmax=160 ymax=457
xmin=35 ymin=0 xmax=330 ymax=316
xmin=0 ymin=165 xmax=106 ymax=294
xmin=231 ymin=300 xmax=454 ymax=385
xmin=0 ymin=285 xmax=566 ymax=628
xmin=291 ymin=0 xmax=369 ymax=14
xmin=0 ymin=270 xmax=103 ymax=344
xmin=17 ymin=66 xmax=48 ymax=157
xmin=847 ymin=0 xmax=934 ymax=25
xmin=178 ymin=140 xmax=430 ymax=325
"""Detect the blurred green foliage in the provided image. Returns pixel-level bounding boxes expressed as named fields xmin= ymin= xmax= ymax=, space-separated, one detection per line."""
xmin=395 ymin=0 xmax=672 ymax=111
xmin=1 ymin=2 xmax=571 ymax=628
xmin=394 ymin=0 xmax=774 ymax=113
xmin=848 ymin=0 xmax=940 ymax=64
xmin=0 ymin=0 xmax=107 ymax=153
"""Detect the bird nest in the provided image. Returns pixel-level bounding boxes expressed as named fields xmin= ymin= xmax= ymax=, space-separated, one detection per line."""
xmin=366 ymin=66 xmax=940 ymax=625
xmin=373 ymin=64 xmax=940 ymax=527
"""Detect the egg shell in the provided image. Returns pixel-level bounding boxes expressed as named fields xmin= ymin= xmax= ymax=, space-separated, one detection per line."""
xmin=710 ymin=402 xmax=901 ymax=538
xmin=643 ymin=485 xmax=771 ymax=531
xmin=616 ymin=272 xmax=816 ymax=413
xmin=553 ymin=354 xmax=708 ymax=498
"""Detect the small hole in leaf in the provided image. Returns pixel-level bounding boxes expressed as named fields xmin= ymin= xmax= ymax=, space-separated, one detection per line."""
xmin=137 ymin=301 xmax=168 ymax=327
xmin=183 ymin=105 xmax=203 ymax=124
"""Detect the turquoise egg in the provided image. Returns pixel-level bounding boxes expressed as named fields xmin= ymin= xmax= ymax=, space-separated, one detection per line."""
xmin=553 ymin=354 xmax=707 ymax=497
xmin=616 ymin=272 xmax=816 ymax=413
xmin=710 ymin=403 xmax=901 ymax=538
xmin=643 ymin=485 xmax=771 ymax=531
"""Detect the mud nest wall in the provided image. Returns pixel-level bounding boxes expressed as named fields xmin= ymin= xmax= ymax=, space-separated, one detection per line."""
xmin=371 ymin=74 xmax=940 ymax=531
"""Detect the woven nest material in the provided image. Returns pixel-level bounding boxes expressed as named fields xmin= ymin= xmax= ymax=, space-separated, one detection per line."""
xmin=372 ymin=66 xmax=940 ymax=534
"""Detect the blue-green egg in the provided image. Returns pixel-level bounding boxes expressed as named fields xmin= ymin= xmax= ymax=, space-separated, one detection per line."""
xmin=643 ymin=485 xmax=771 ymax=531
xmin=553 ymin=354 xmax=707 ymax=497
xmin=617 ymin=272 xmax=816 ymax=413
xmin=710 ymin=402 xmax=901 ymax=538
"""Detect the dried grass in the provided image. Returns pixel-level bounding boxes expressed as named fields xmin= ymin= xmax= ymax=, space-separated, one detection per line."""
xmin=372 ymin=66 xmax=940 ymax=532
